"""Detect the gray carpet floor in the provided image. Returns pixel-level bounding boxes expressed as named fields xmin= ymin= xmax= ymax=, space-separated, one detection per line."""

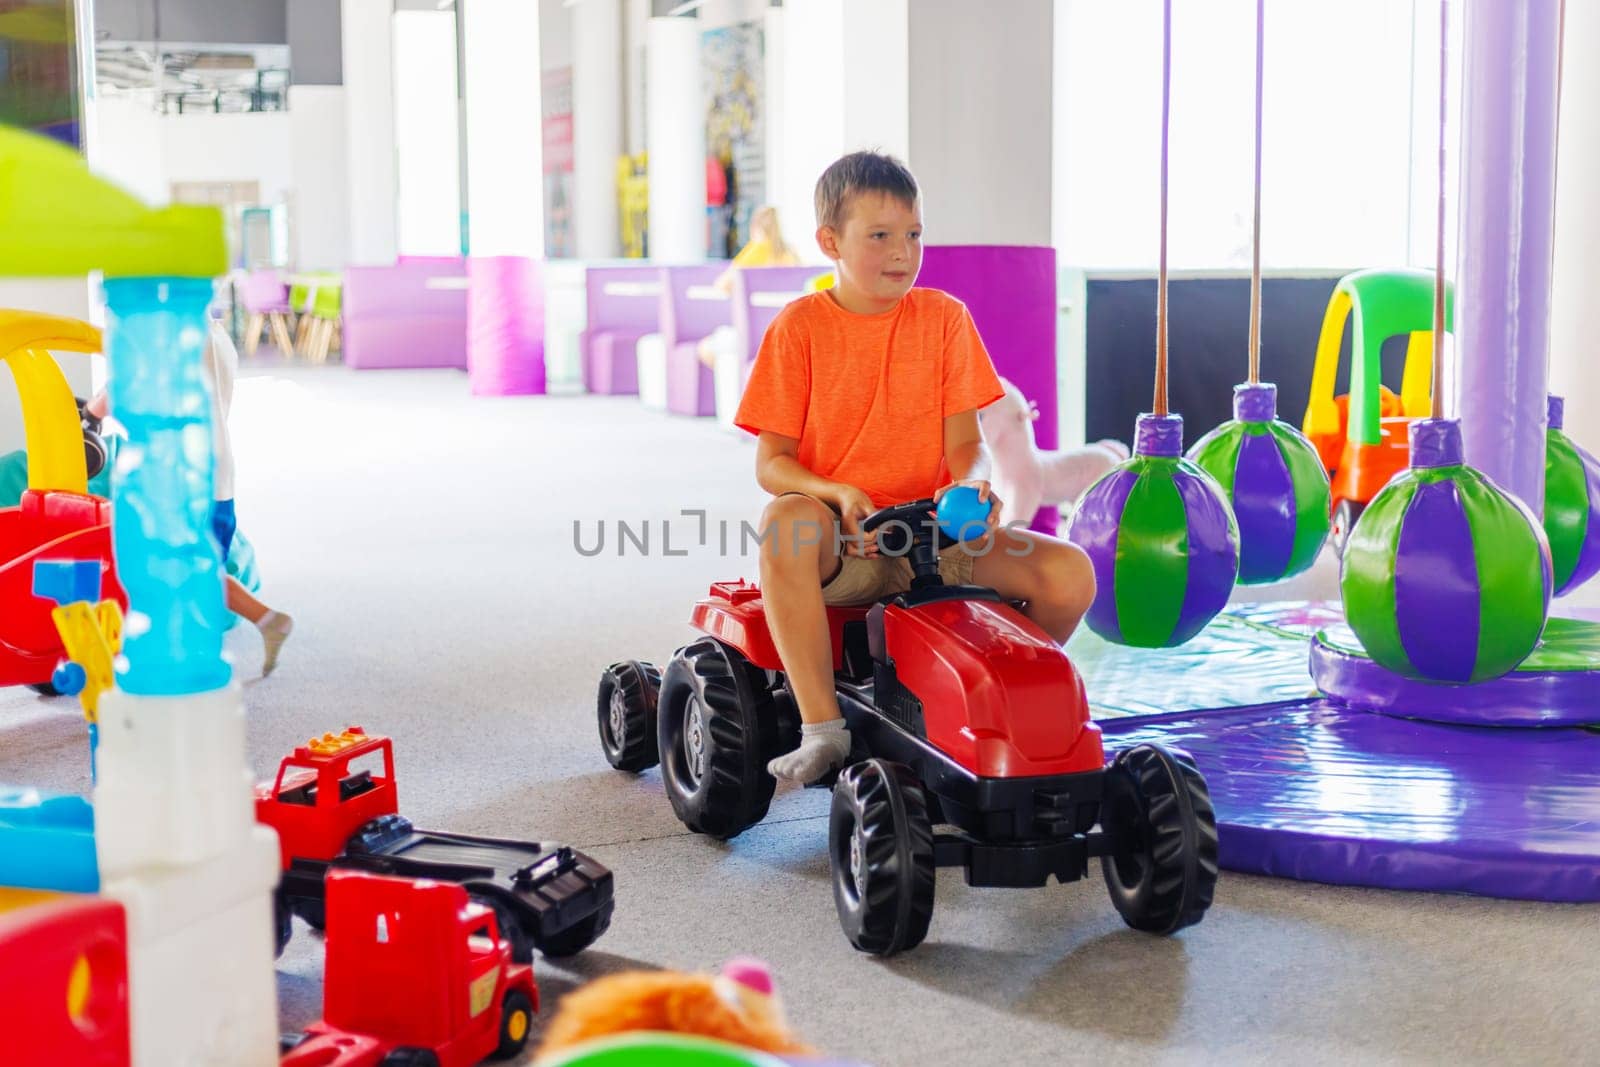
xmin=2 ymin=363 xmax=1597 ymax=1066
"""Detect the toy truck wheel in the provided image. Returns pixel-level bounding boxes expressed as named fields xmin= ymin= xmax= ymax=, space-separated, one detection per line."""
xmin=597 ymin=660 xmax=661 ymax=772
xmin=657 ymin=638 xmax=780 ymax=839
xmin=380 ymin=1049 xmax=441 ymax=1067
xmin=495 ymin=989 xmax=535 ymax=1060
xmin=1330 ymin=499 xmax=1365 ymax=558
xmin=474 ymin=893 xmax=533 ymax=965
xmin=535 ymin=898 xmax=613 ymax=958
xmin=828 ymin=759 xmax=936 ymax=957
xmin=273 ymin=891 xmax=292 ymax=958
xmin=1100 ymin=744 xmax=1219 ymax=935
xmin=27 ymin=681 xmax=60 ymax=697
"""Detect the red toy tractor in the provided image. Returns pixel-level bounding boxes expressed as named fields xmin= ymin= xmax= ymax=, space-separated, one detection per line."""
xmin=599 ymin=499 xmax=1219 ymax=956
xmin=279 ymin=870 xmax=537 ymax=1067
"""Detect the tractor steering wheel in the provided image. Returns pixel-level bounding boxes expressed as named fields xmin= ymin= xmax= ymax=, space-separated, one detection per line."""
xmin=861 ymin=499 xmax=955 ymax=587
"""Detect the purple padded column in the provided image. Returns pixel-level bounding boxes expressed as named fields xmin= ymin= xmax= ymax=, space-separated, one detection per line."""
xmin=918 ymin=246 xmax=1059 ymax=532
xmin=1455 ymin=0 xmax=1561 ymax=514
xmin=468 ymin=256 xmax=545 ymax=396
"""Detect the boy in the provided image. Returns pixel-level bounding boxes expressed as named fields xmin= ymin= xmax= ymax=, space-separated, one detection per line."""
xmin=734 ymin=151 xmax=1096 ymax=783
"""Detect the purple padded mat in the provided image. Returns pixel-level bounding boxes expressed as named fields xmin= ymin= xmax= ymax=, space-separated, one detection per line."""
xmin=1101 ymin=701 xmax=1600 ymax=901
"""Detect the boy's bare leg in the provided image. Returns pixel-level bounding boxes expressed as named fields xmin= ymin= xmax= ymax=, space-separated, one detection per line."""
xmin=226 ymin=577 xmax=294 ymax=676
xmin=969 ymin=529 xmax=1096 ymax=643
xmin=758 ymin=494 xmax=852 ymax=781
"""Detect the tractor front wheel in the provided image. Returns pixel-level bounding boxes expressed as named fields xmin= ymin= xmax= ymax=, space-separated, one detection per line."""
xmin=828 ymin=759 xmax=935 ymax=956
xmin=1100 ymin=744 xmax=1219 ymax=935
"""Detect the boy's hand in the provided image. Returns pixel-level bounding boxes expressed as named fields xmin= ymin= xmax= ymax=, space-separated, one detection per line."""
xmin=934 ymin=479 xmax=1003 ymax=535
xmin=832 ymin=485 xmax=880 ymax=558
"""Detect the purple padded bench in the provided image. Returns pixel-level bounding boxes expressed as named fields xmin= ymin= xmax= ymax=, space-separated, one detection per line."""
xmin=342 ymin=259 xmax=469 ymax=371
xmin=719 ymin=265 xmax=825 ymax=429
xmin=580 ymin=266 xmax=662 ymax=394
xmin=661 ymin=264 xmax=730 ymax=417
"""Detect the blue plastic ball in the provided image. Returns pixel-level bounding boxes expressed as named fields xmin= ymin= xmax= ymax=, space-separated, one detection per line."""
xmin=52 ymin=661 xmax=87 ymax=697
xmin=937 ymin=486 xmax=993 ymax=542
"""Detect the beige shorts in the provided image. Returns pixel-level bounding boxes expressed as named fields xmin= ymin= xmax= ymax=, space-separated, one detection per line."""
xmin=822 ymin=545 xmax=977 ymax=606
xmin=773 ymin=492 xmax=977 ymax=607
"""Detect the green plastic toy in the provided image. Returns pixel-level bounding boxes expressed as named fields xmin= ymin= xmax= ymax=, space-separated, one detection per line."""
xmin=0 ymin=125 xmax=225 ymax=279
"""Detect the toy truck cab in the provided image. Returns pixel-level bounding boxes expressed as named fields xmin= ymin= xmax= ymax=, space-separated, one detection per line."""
xmin=280 ymin=870 xmax=538 ymax=1067
xmin=255 ymin=728 xmax=398 ymax=868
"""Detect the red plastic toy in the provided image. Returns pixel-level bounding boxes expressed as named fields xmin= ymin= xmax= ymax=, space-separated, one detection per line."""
xmin=600 ymin=498 xmax=1219 ymax=955
xmin=279 ymin=870 xmax=538 ymax=1067
xmin=0 ymin=490 xmax=124 ymax=693
xmin=257 ymin=728 xmax=613 ymax=963
xmin=0 ymin=895 xmax=130 ymax=1066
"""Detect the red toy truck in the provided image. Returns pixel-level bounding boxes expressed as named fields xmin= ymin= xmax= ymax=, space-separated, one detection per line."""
xmin=257 ymin=728 xmax=613 ymax=963
xmin=279 ymin=870 xmax=537 ymax=1067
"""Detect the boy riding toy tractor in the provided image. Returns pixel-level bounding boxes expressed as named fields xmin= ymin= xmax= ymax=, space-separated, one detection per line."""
xmin=599 ymin=491 xmax=1219 ymax=956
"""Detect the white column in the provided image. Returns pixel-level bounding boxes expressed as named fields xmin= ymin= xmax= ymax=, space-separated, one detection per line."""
xmin=908 ymin=0 xmax=1049 ymax=243
xmin=288 ymin=85 xmax=351 ymax=270
xmin=773 ymin=0 xmax=908 ymax=259
xmin=646 ymin=16 xmax=706 ymax=262
xmin=341 ymin=0 xmax=398 ymax=265
xmin=1550 ymin=0 xmax=1600 ymax=457
xmin=573 ymin=0 xmax=624 ymax=259
xmin=462 ymin=0 xmax=544 ymax=256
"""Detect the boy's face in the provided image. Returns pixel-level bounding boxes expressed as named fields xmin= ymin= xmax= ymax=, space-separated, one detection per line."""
xmin=818 ymin=192 xmax=923 ymax=308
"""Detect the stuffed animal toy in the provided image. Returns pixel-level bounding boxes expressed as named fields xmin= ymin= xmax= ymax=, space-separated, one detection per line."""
xmin=537 ymin=957 xmax=816 ymax=1062
xmin=979 ymin=378 xmax=1130 ymax=528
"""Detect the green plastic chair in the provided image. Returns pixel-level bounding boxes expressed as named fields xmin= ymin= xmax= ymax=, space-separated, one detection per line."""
xmin=304 ymin=278 xmax=343 ymax=363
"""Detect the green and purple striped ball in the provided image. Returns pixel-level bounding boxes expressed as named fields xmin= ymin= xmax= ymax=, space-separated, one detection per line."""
xmin=1342 ymin=418 xmax=1551 ymax=684
xmin=1187 ymin=383 xmax=1331 ymax=585
xmin=1543 ymin=394 xmax=1600 ymax=597
xmin=1066 ymin=413 xmax=1239 ymax=648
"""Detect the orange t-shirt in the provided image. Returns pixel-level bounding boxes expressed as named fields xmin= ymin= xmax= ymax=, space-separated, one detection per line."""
xmin=734 ymin=288 xmax=1005 ymax=508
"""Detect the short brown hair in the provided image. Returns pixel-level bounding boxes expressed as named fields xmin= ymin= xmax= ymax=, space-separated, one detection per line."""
xmin=813 ymin=151 xmax=919 ymax=230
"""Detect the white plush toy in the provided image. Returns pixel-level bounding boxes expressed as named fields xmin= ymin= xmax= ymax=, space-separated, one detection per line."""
xmin=980 ymin=377 xmax=1131 ymax=528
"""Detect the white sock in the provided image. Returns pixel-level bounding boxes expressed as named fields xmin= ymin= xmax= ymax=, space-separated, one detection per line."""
xmin=766 ymin=718 xmax=851 ymax=783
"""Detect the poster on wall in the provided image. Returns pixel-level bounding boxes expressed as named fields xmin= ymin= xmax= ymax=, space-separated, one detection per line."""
xmin=542 ymin=66 xmax=575 ymax=258
xmin=701 ymin=21 xmax=764 ymax=260
xmin=0 ymin=0 xmax=85 ymax=151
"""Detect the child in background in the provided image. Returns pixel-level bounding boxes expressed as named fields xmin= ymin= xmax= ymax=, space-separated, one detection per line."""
xmin=89 ymin=319 xmax=294 ymax=675
xmin=698 ymin=205 xmax=803 ymax=368
xmin=734 ymin=152 xmax=1096 ymax=783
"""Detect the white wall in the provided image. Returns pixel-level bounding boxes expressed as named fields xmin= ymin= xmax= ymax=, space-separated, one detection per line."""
xmin=909 ymin=0 xmax=1051 ymax=245
xmin=393 ymin=8 xmax=463 ymax=256
xmin=288 ymin=85 xmax=351 ymax=270
xmin=342 ymin=0 xmax=399 ymax=265
xmin=0 ymin=281 xmax=97 ymax=454
xmin=646 ymin=15 xmax=706 ymax=262
xmin=773 ymin=0 xmax=907 ymax=262
xmin=162 ymin=112 xmax=297 ymax=205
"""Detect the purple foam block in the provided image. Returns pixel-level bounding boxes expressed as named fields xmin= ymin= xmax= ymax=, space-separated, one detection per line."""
xmin=1103 ymin=700 xmax=1600 ymax=902
xmin=1310 ymin=625 xmax=1600 ymax=727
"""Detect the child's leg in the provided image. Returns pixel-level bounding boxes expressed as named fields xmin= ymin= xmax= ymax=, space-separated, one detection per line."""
xmin=969 ymin=529 xmax=1096 ymax=643
xmin=225 ymin=577 xmax=294 ymax=676
xmin=758 ymin=494 xmax=852 ymax=781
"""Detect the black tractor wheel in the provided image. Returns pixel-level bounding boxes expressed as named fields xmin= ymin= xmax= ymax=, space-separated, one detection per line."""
xmin=494 ymin=989 xmax=535 ymax=1060
xmin=828 ymin=759 xmax=936 ymax=956
xmin=597 ymin=660 xmax=661 ymax=772
xmin=657 ymin=638 xmax=784 ymax=839
xmin=1100 ymin=743 xmax=1219 ymax=935
xmin=27 ymin=681 xmax=61 ymax=697
xmin=535 ymin=898 xmax=612 ymax=958
xmin=1330 ymin=499 xmax=1365 ymax=558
